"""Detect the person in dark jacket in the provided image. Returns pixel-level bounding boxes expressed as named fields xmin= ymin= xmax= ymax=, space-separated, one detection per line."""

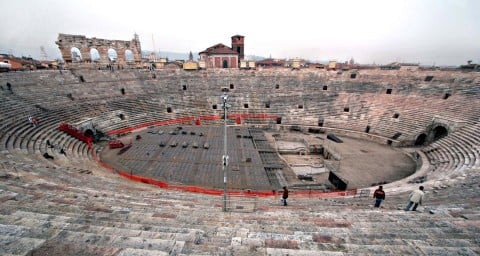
xmin=373 ymin=185 xmax=385 ymax=208
xmin=282 ymin=186 xmax=289 ymax=206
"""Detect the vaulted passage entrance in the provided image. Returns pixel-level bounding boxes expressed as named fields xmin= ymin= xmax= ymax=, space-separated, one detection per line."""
xmin=433 ymin=126 xmax=448 ymax=141
xmin=415 ymin=133 xmax=427 ymax=146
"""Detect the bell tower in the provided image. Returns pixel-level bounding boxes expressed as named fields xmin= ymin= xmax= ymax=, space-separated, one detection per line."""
xmin=231 ymin=35 xmax=245 ymax=60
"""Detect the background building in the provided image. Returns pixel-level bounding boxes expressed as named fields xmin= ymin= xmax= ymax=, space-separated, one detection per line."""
xmin=199 ymin=35 xmax=244 ymax=69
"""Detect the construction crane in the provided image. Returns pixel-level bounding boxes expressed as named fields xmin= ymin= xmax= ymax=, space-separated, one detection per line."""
xmin=151 ymin=34 xmax=158 ymax=62
xmin=40 ymin=46 xmax=48 ymax=60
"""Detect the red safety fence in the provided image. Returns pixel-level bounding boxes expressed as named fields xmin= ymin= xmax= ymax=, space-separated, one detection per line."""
xmin=97 ymin=160 xmax=114 ymax=172
xmin=108 ymin=140 xmax=124 ymax=149
xmin=106 ymin=113 xmax=279 ymax=136
xmin=118 ymin=171 xmax=169 ymax=188
xmin=107 ymin=116 xmax=196 ymax=135
xmin=59 ymin=123 xmax=93 ymax=145
xmin=111 ymin=167 xmax=356 ymax=198
xmin=228 ymin=113 xmax=278 ymax=120
xmin=198 ymin=115 xmax=222 ymax=121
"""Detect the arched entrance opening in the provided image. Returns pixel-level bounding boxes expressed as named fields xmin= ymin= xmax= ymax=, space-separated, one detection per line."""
xmin=90 ymin=48 xmax=100 ymax=62
xmin=414 ymin=133 xmax=427 ymax=146
xmin=222 ymin=60 xmax=228 ymax=68
xmin=125 ymin=49 xmax=134 ymax=62
xmin=71 ymin=47 xmax=82 ymax=62
xmin=108 ymin=48 xmax=118 ymax=62
xmin=433 ymin=126 xmax=448 ymax=141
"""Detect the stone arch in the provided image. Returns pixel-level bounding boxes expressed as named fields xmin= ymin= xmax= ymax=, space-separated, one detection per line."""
xmin=432 ymin=126 xmax=448 ymax=141
xmin=90 ymin=48 xmax=100 ymax=62
xmin=424 ymin=123 xmax=451 ymax=145
xmin=125 ymin=50 xmax=134 ymax=62
xmin=71 ymin=47 xmax=82 ymax=62
xmin=56 ymin=34 xmax=142 ymax=66
xmin=108 ymin=48 xmax=118 ymax=62
xmin=414 ymin=133 xmax=427 ymax=146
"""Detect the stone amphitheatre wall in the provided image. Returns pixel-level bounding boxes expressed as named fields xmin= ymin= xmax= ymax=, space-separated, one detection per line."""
xmin=1 ymin=69 xmax=479 ymax=147
xmin=55 ymin=33 xmax=142 ymax=65
xmin=1 ymin=68 xmax=479 ymax=204
xmin=2 ymin=69 xmax=480 ymax=255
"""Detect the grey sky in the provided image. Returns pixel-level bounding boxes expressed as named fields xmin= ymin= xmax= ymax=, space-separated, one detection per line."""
xmin=1 ymin=0 xmax=479 ymax=65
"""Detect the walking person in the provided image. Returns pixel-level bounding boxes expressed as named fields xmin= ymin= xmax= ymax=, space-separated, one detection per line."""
xmin=405 ymin=186 xmax=425 ymax=211
xmin=281 ymin=186 xmax=289 ymax=206
xmin=373 ymin=185 xmax=385 ymax=208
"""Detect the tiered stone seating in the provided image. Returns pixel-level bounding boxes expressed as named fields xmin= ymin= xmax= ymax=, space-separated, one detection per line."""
xmin=2 ymin=68 xmax=479 ymax=164
xmin=0 ymin=150 xmax=479 ymax=255
xmin=422 ymin=123 xmax=480 ymax=183
xmin=1 ymin=68 xmax=480 ymax=254
xmin=0 ymin=94 xmax=100 ymax=164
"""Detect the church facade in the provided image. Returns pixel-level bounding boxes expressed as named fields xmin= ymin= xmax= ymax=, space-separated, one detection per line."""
xmin=199 ymin=35 xmax=244 ymax=69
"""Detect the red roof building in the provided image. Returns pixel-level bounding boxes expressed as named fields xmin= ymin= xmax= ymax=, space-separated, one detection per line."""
xmin=199 ymin=35 xmax=244 ymax=69
xmin=255 ymin=58 xmax=286 ymax=68
xmin=0 ymin=54 xmax=40 ymax=70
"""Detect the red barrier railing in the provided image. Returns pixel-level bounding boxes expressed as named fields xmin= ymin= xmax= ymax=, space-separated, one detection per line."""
xmin=117 ymin=171 xmax=169 ymax=188
xmin=111 ymin=166 xmax=356 ymax=198
xmin=108 ymin=140 xmax=124 ymax=149
xmin=106 ymin=116 xmax=196 ymax=135
xmin=59 ymin=123 xmax=92 ymax=145
xmin=106 ymin=113 xmax=278 ymax=136
xmin=228 ymin=113 xmax=278 ymax=120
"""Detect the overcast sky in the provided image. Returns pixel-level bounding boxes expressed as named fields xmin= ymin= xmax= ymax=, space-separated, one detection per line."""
xmin=1 ymin=0 xmax=479 ymax=65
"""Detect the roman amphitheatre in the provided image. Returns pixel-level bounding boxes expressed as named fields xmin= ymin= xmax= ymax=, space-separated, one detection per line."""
xmin=0 ymin=35 xmax=479 ymax=255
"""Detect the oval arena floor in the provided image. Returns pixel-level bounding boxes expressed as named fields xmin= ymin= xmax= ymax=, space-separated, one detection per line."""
xmin=0 ymin=68 xmax=479 ymax=255
xmin=100 ymin=125 xmax=416 ymax=192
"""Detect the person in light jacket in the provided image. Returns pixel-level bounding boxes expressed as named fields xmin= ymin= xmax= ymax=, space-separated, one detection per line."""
xmin=405 ymin=186 xmax=425 ymax=211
